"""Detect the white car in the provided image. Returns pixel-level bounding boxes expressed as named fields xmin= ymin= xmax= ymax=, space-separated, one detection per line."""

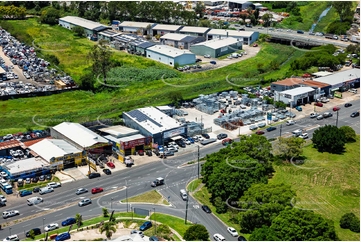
xmin=167 ymin=146 xmax=178 ymax=152
xmin=299 ymin=133 xmax=309 ymax=139
xmin=168 ymin=142 xmax=179 ymax=149
xmin=310 ymin=113 xmax=319 ymax=118
xmin=213 ymin=233 xmax=226 ymax=241
xmin=286 ymin=120 xmax=296 ymax=126
xmin=44 ymin=223 xmax=59 ymax=232
xmin=2 ymin=210 xmax=20 ymax=219
xmin=0 ymin=195 xmax=7 ymax=203
xmin=204 ymin=54 xmax=211 ymax=58
xmin=195 ymin=135 xmax=204 ymax=141
xmin=3 ymin=235 xmax=19 ymax=241
xmin=227 ymin=227 xmax=238 ymax=237
xmin=183 ymin=139 xmax=191 ymax=145
xmin=47 ymin=182 xmax=61 ymax=188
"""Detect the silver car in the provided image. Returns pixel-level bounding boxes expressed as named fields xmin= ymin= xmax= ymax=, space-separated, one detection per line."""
xmin=78 ymin=198 xmax=92 ymax=207
xmin=316 ymin=115 xmax=323 ymax=120
xmin=76 ymin=188 xmax=88 ymax=195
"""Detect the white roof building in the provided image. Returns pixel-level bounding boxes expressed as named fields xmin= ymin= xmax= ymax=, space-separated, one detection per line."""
xmin=279 ymin=86 xmax=314 ymax=96
xmin=4 ymin=157 xmax=49 ymax=176
xmin=29 ymin=139 xmax=82 ymax=163
xmin=59 ymin=16 xmax=108 ymax=31
xmin=119 ymin=21 xmax=154 ymax=29
xmin=192 ymin=37 xmax=241 ymax=49
xmin=147 ymin=45 xmax=194 ymax=58
xmin=160 ymin=33 xmax=192 ymax=41
xmin=152 ymin=24 xmax=182 ymax=32
xmin=50 ymin=122 xmax=109 ymax=148
xmin=179 ymin=26 xmax=211 ymax=36
xmin=99 ymin=125 xmax=140 ymax=138
xmin=314 ymin=69 xmax=360 ymax=87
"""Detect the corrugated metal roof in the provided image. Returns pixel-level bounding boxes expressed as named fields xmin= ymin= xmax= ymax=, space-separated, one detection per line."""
xmin=99 ymin=125 xmax=139 ymax=138
xmin=147 ymin=45 xmax=195 ymax=58
xmin=22 ymin=137 xmax=49 ymax=148
xmin=30 ymin=139 xmax=81 ymax=163
xmin=0 ymin=140 xmax=21 ymax=151
xmin=179 ymin=26 xmax=211 ymax=34
xmin=52 ymin=122 xmax=109 ymax=148
xmin=119 ymin=21 xmax=154 ymax=28
xmin=280 ymin=87 xmax=314 ymax=96
xmin=160 ymin=33 xmax=190 ymax=41
xmin=315 ymin=69 xmax=360 ymax=86
xmin=5 ymin=157 xmax=49 ymax=175
xmin=302 ymin=80 xmax=330 ymax=88
xmin=152 ymin=24 xmax=182 ymax=31
xmin=272 ymin=78 xmax=304 ymax=86
xmin=59 ymin=16 xmax=108 ymax=31
xmin=207 ymin=29 xmax=254 ymax=38
xmin=98 ymin=30 xmax=121 ymax=37
xmin=191 ymin=37 xmax=240 ymax=49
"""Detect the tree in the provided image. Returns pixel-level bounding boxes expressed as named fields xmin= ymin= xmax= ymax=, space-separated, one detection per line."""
xmin=40 ymin=8 xmax=60 ymax=25
xmin=238 ymin=183 xmax=295 ymax=233
xmin=194 ymin=1 xmax=205 ymax=19
xmin=202 ymin=135 xmax=274 ymax=207
xmin=72 ymin=26 xmax=85 ymax=37
xmin=339 ymin=126 xmax=356 ymax=142
xmin=312 ymin=125 xmax=346 ymax=154
xmin=79 ymin=72 xmax=95 ymax=91
xmin=168 ymin=91 xmax=183 ymax=108
xmin=340 ymin=213 xmax=360 ymax=233
xmin=28 ymin=229 xmax=36 ymax=240
xmin=333 ymin=1 xmax=353 ymax=22
xmin=184 ymin=224 xmax=209 ymax=241
xmin=88 ymin=40 xmax=112 ymax=86
xmin=102 ymin=207 xmax=109 ymax=217
xmin=75 ymin=213 xmax=83 ymax=228
xmin=262 ymin=13 xmax=273 ymax=27
xmin=269 ymin=209 xmax=338 ymax=240
xmin=99 ymin=221 xmax=117 ymax=240
xmin=273 ymin=137 xmax=305 ymax=161
xmin=249 ymin=226 xmax=279 ymax=241
xmin=274 ymin=101 xmax=287 ymax=109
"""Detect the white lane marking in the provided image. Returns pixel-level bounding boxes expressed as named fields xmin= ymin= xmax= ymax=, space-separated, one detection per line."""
xmin=54 ymin=213 xmax=63 ymax=217
xmin=23 ymin=224 xmax=31 ymax=227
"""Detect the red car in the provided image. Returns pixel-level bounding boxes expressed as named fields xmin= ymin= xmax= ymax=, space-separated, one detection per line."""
xmin=314 ymin=102 xmax=323 ymax=107
xmin=333 ymin=106 xmax=340 ymax=111
xmin=106 ymin=162 xmax=115 ymax=169
xmin=256 ymin=130 xmax=265 ymax=135
xmin=91 ymin=187 xmax=103 ymax=194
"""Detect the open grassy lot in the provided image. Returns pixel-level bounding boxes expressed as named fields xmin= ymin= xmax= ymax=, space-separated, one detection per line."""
xmin=269 ymin=136 xmax=360 ymax=241
xmin=192 ymin=137 xmax=360 ymax=241
xmin=149 ymin=213 xmax=192 ymax=237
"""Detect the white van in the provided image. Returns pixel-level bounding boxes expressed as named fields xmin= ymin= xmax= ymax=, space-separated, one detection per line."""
xmin=27 ymin=197 xmax=43 ymax=206
xmin=286 ymin=120 xmax=296 ymax=126
xmin=180 ymin=189 xmax=188 ymax=201
xmin=39 ymin=186 xmax=54 ymax=195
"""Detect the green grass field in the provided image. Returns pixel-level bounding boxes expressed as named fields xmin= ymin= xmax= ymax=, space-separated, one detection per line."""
xmin=193 ymin=137 xmax=360 ymax=241
xmin=0 ymin=18 xmax=305 ymax=135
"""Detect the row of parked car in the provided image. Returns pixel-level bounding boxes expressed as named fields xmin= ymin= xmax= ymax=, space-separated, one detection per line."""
xmin=1 ymin=129 xmax=49 ymax=142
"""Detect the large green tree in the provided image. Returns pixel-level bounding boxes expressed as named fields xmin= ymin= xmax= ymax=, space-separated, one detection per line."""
xmin=270 ymin=209 xmax=338 ymax=241
xmin=237 ymin=183 xmax=295 ymax=233
xmin=184 ymin=224 xmax=209 ymax=241
xmin=202 ymin=135 xmax=274 ymax=207
xmin=273 ymin=137 xmax=305 ymax=161
xmin=99 ymin=221 xmax=117 ymax=240
xmin=88 ymin=40 xmax=112 ymax=86
xmin=340 ymin=212 xmax=360 ymax=233
xmin=333 ymin=1 xmax=353 ymax=22
xmin=39 ymin=7 xmax=60 ymax=25
xmin=339 ymin=126 xmax=357 ymax=142
xmin=312 ymin=125 xmax=346 ymax=154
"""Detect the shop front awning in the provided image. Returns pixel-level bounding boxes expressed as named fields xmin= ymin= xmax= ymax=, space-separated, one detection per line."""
xmin=171 ymin=135 xmax=183 ymax=140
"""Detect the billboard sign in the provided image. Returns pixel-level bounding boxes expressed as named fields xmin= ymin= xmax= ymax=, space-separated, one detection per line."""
xmin=164 ymin=127 xmax=186 ymax=139
xmin=121 ymin=137 xmax=146 ymax=150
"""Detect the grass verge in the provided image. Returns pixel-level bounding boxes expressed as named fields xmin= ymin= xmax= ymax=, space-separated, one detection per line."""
xmin=187 ymin=179 xmax=202 ymax=192
xmin=121 ymin=190 xmax=169 ymax=205
xmin=149 ymin=213 xmax=192 ymax=237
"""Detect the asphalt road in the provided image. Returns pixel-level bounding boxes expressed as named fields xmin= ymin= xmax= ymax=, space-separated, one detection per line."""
xmin=1 ymin=101 xmax=359 ymax=241
xmin=263 ymin=99 xmax=360 ymax=139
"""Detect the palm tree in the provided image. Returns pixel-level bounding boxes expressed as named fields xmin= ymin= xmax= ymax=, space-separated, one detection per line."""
xmin=99 ymin=222 xmax=117 ymax=240
xmin=75 ymin=213 xmax=83 ymax=230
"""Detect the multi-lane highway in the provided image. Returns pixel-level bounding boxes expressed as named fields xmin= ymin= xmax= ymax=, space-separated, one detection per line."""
xmin=0 ymin=100 xmax=359 ymax=240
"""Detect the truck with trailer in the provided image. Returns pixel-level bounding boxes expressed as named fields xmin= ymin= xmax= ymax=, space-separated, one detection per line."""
xmin=325 ymin=34 xmax=338 ymax=40
xmin=351 ymin=35 xmax=360 ymax=43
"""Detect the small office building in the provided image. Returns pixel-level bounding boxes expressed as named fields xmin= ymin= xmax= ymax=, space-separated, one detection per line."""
xmin=179 ymin=26 xmax=211 ymax=37
xmin=160 ymin=33 xmax=204 ymax=50
xmin=146 ymin=45 xmax=196 ymax=67
xmin=1 ymin=157 xmax=50 ymax=180
xmin=118 ymin=21 xmax=156 ymax=35
xmin=270 ymin=78 xmax=305 ymax=92
xmin=59 ymin=16 xmax=109 ymax=39
xmin=276 ymin=87 xmax=316 ymax=107
xmin=206 ymin=29 xmax=258 ymax=45
xmin=99 ymin=125 xmax=151 ymax=161
xmin=190 ymin=37 xmax=242 ymax=58
xmin=228 ymin=1 xmax=254 ymax=10
xmin=152 ymin=24 xmax=183 ymax=36
xmin=127 ymin=39 xmax=156 ymax=56
xmin=29 ymin=139 xmax=85 ymax=170
xmin=123 ymin=107 xmax=187 ymax=145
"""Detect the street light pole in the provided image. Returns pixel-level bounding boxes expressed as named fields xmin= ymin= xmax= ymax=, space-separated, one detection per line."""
xmin=153 ymin=207 xmax=156 ymax=235
xmin=336 ymin=110 xmax=339 ymax=127
xmin=197 ymin=145 xmax=200 ymax=179
xmin=184 ymin=191 xmax=189 ymax=224
xmin=111 ymin=197 xmax=113 ymax=210
xmin=9 ymin=227 xmax=11 ymax=236
xmin=279 ymin=124 xmax=282 ymax=137
xmin=125 ymin=180 xmax=128 ymax=212
xmin=43 ymin=218 xmax=45 ymax=238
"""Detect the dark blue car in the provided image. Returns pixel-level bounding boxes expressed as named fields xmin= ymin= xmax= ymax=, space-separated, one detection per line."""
xmin=19 ymin=190 xmax=32 ymax=197
xmin=139 ymin=221 xmax=152 ymax=231
xmin=55 ymin=232 xmax=70 ymax=241
xmin=61 ymin=218 xmax=76 ymax=226
xmin=187 ymin=137 xmax=194 ymax=144
xmin=266 ymin=126 xmax=277 ymax=132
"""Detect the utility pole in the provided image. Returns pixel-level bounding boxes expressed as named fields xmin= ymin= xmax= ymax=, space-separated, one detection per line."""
xmin=125 ymin=180 xmax=128 ymax=212
xmin=184 ymin=191 xmax=189 ymax=224
xmin=279 ymin=124 xmax=282 ymax=137
xmin=336 ymin=110 xmax=339 ymax=127
xmin=153 ymin=207 xmax=156 ymax=235
xmin=197 ymin=146 xmax=200 ymax=179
